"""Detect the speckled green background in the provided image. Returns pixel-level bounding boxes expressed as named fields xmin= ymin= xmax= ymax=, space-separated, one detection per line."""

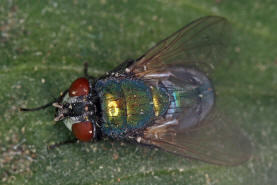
xmin=0 ymin=0 xmax=276 ymax=184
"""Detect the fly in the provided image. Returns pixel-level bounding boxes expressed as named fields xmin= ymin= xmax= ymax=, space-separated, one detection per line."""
xmin=21 ymin=16 xmax=251 ymax=165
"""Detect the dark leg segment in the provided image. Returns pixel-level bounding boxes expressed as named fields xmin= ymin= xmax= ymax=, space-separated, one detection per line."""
xmin=20 ymin=101 xmax=55 ymax=112
xmin=84 ymin=62 xmax=89 ymax=77
xmin=20 ymin=89 xmax=69 ymax=112
xmin=47 ymin=138 xmax=78 ymax=150
xmin=83 ymin=62 xmax=96 ymax=80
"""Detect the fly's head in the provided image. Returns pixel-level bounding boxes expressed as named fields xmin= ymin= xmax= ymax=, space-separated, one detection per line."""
xmin=53 ymin=77 xmax=98 ymax=142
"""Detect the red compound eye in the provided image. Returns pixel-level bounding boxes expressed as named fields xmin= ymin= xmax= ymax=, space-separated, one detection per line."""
xmin=72 ymin=121 xmax=94 ymax=142
xmin=69 ymin=77 xmax=89 ymax=97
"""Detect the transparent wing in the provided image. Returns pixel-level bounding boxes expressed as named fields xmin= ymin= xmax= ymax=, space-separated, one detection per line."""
xmin=142 ymin=109 xmax=251 ymax=165
xmin=128 ymin=16 xmax=231 ymax=77
xmin=138 ymin=66 xmax=251 ymax=165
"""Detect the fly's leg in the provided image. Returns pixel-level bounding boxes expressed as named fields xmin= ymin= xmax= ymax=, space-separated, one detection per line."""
xmin=84 ymin=62 xmax=89 ymax=77
xmin=20 ymin=89 xmax=69 ymax=112
xmin=84 ymin=62 xmax=96 ymax=80
xmin=21 ymin=62 xmax=93 ymax=112
xmin=20 ymin=101 xmax=55 ymax=112
xmin=47 ymin=138 xmax=78 ymax=150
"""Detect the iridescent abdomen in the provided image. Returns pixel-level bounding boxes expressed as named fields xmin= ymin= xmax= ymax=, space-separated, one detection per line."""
xmin=95 ymin=78 xmax=170 ymax=137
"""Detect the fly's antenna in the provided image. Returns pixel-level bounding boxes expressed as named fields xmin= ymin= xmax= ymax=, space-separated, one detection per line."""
xmin=20 ymin=89 xmax=69 ymax=112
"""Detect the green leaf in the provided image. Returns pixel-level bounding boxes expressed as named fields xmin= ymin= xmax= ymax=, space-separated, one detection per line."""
xmin=1 ymin=0 xmax=276 ymax=184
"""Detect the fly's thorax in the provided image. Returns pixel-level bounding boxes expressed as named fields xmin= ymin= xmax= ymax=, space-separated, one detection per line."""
xmin=95 ymin=78 xmax=171 ymax=137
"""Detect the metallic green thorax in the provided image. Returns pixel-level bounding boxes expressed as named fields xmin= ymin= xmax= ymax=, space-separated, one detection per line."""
xmin=95 ymin=78 xmax=170 ymax=136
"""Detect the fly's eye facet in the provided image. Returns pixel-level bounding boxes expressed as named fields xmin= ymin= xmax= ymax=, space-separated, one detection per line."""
xmin=69 ymin=77 xmax=89 ymax=97
xmin=72 ymin=121 xmax=94 ymax=142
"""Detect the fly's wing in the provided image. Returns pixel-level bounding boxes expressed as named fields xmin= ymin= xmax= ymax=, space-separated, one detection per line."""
xmin=138 ymin=66 xmax=251 ymax=165
xmin=124 ymin=16 xmax=251 ymax=165
xmin=128 ymin=16 xmax=230 ymax=77
xmin=141 ymin=109 xmax=251 ymax=165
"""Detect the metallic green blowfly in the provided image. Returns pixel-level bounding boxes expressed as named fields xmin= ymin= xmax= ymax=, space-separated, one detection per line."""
xmin=21 ymin=16 xmax=251 ymax=165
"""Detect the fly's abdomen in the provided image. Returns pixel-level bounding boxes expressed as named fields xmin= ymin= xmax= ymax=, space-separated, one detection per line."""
xmin=96 ymin=78 xmax=170 ymax=137
xmin=164 ymin=67 xmax=215 ymax=129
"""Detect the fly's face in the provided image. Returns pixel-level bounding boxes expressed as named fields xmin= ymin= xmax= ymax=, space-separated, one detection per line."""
xmin=54 ymin=77 xmax=97 ymax=142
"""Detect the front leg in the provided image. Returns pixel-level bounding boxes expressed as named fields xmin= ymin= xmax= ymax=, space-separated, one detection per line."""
xmin=83 ymin=62 xmax=96 ymax=80
xmin=20 ymin=89 xmax=69 ymax=112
